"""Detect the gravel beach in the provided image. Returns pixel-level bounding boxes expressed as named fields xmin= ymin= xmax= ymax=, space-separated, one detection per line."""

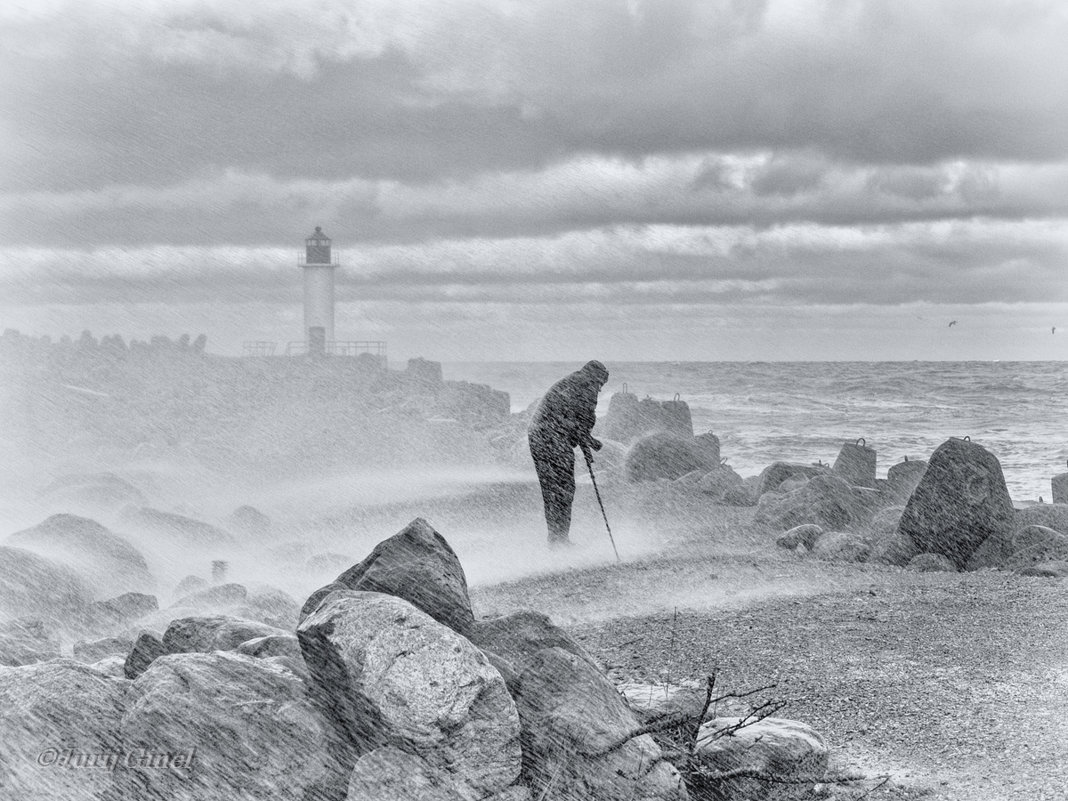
xmin=471 ymin=499 xmax=1068 ymax=801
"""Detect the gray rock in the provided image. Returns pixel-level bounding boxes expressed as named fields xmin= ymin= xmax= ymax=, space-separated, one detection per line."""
xmin=1006 ymin=527 xmax=1068 ymax=573
xmin=172 ymin=575 xmax=209 ymax=598
xmin=90 ymin=654 xmax=127 ymax=677
xmin=1013 ymin=504 xmax=1068 ymax=536
xmin=0 ymin=658 xmax=127 ymax=800
xmin=87 ymin=592 xmax=159 ymax=632
xmin=162 ymin=615 xmax=286 ymax=654
xmin=298 ymin=591 xmax=521 ymax=799
xmin=618 ymin=680 xmax=708 ymax=725
xmin=119 ymin=651 xmax=345 ymax=801
xmin=870 ymin=530 xmax=923 ymax=567
xmin=39 ymin=472 xmax=146 ymax=516
xmin=698 ymin=465 xmax=744 ymax=500
xmin=347 ymin=746 xmax=467 ymax=801
xmin=118 ymin=507 xmax=235 ymax=547
xmin=0 ymin=545 xmax=96 ymax=622
xmin=832 ymin=438 xmax=877 ymax=488
xmin=756 ymin=462 xmax=829 ymax=497
xmin=1053 ymin=471 xmax=1068 ymax=505
xmin=898 ymin=438 xmax=1015 ymax=569
xmin=235 ymin=633 xmax=303 ymax=661
xmin=6 ymin=514 xmax=154 ymax=596
xmin=74 ymin=636 xmax=133 ymax=663
xmin=514 ymin=647 xmax=686 ymax=801
xmin=625 ymin=431 xmax=719 ymax=482
xmin=124 ymin=632 xmax=167 ymax=679
xmin=776 ymin=524 xmax=823 ymax=551
xmin=906 ymin=553 xmax=958 ymax=572
xmin=693 ymin=716 xmax=828 ymax=800
xmin=0 ymin=619 xmax=61 ymax=667
xmin=467 ymin=610 xmax=601 ymax=690
xmin=811 ymin=531 xmax=872 ymax=563
xmin=886 ymin=459 xmax=927 ymax=500
xmin=227 ymin=505 xmax=271 ymax=537
xmin=301 ymin=518 xmax=475 ymax=636
xmin=755 ymin=474 xmax=872 ymax=532
xmin=1017 ymin=560 xmax=1068 ymax=578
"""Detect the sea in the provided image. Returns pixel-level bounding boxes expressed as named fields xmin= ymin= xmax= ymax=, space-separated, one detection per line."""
xmin=446 ymin=361 xmax=1068 ymax=504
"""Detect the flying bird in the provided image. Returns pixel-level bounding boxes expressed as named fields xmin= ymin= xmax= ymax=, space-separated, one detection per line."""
xmin=948 ymin=320 xmax=957 ymax=327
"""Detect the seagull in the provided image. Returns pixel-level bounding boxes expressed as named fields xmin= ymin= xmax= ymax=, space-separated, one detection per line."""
xmin=948 ymin=320 xmax=957 ymax=327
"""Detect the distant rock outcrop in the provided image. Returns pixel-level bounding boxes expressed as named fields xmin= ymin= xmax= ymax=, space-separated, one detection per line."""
xmin=6 ymin=514 xmax=154 ymax=596
xmin=0 ymin=545 xmax=97 ymax=622
xmin=119 ymin=507 xmax=235 ymax=548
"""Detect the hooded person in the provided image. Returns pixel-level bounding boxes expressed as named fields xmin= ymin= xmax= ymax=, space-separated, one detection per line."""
xmin=528 ymin=360 xmax=610 ymax=545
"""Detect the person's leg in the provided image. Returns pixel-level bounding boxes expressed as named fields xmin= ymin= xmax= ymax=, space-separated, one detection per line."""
xmin=529 ymin=433 xmax=576 ymax=544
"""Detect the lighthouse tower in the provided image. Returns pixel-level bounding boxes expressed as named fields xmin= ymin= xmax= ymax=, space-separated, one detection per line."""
xmin=301 ymin=226 xmax=337 ymax=355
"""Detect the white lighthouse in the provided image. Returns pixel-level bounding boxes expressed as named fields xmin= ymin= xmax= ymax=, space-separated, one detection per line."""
xmin=301 ymin=226 xmax=337 ymax=355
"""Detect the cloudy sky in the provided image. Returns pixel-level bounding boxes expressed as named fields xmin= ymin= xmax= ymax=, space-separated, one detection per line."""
xmin=1 ymin=0 xmax=1066 ymax=361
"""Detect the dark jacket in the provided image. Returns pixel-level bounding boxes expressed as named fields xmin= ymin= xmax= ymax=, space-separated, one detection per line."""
xmin=529 ymin=366 xmax=604 ymax=450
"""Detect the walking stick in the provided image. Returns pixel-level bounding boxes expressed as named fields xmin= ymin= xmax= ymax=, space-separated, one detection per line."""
xmin=583 ymin=448 xmax=620 ymax=562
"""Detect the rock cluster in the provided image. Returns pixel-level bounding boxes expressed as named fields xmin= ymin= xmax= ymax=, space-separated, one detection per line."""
xmin=7 ymin=517 xmax=762 ymax=800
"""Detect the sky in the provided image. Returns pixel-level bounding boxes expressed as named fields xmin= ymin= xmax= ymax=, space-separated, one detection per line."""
xmin=1 ymin=0 xmax=1066 ymax=362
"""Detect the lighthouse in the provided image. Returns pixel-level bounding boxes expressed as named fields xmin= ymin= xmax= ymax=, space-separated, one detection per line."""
xmin=301 ymin=226 xmax=337 ymax=355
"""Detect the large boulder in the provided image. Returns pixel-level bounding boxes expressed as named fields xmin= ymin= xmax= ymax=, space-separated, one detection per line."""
xmin=170 ymin=582 xmax=298 ymax=629
xmin=1013 ymin=503 xmax=1068 ymax=535
xmin=755 ymin=462 xmax=829 ymax=497
xmin=118 ymin=651 xmax=345 ymax=801
xmin=810 ymin=531 xmax=872 ymax=563
xmin=73 ymin=636 xmax=133 ymax=663
xmin=86 ymin=591 xmax=159 ymax=633
xmin=162 ymin=615 xmax=286 ymax=655
xmin=0 ymin=545 xmax=96 ymax=622
xmin=514 ymin=647 xmax=687 ymax=801
xmin=347 ymin=745 xmax=471 ymax=801
xmin=467 ymin=610 xmax=601 ymax=689
xmin=776 ymin=524 xmax=824 ymax=551
xmin=692 ymin=716 xmax=828 ymax=800
xmin=698 ymin=465 xmax=745 ymax=501
xmin=0 ymin=619 xmax=61 ymax=666
xmin=831 ymin=438 xmax=877 ymax=488
xmin=118 ymin=507 xmax=235 ymax=548
xmin=897 ymin=438 xmax=1015 ymax=569
xmin=0 ymin=659 xmax=126 ymax=800
xmin=755 ymin=474 xmax=871 ymax=532
xmin=38 ymin=472 xmax=146 ymax=516
xmin=227 ymin=505 xmax=272 ymax=537
xmin=301 ymin=518 xmax=475 ymax=636
xmin=1053 ymin=469 xmax=1068 ymax=504
xmin=624 ymin=431 xmax=719 ymax=483
xmin=124 ymin=632 xmax=167 ymax=679
xmin=886 ymin=458 xmax=927 ymax=500
xmin=6 ymin=514 xmax=154 ymax=596
xmin=1005 ymin=527 xmax=1068 ymax=573
xmin=298 ymin=591 xmax=521 ymax=799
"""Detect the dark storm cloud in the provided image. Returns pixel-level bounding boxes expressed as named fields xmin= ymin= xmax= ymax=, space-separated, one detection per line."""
xmin=1 ymin=0 xmax=1067 ymax=333
xmin=4 ymin=217 xmax=1063 ymax=310
xmin=4 ymin=0 xmax=1067 ymax=199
